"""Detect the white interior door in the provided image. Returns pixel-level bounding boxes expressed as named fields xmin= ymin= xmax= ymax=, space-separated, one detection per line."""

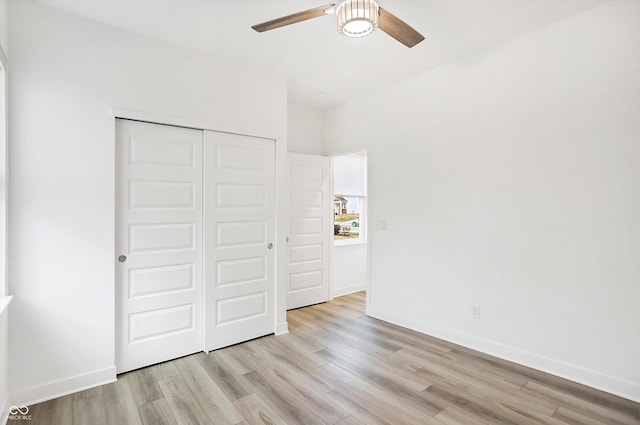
xmin=287 ymin=153 xmax=331 ymax=309
xmin=116 ymin=119 xmax=203 ymax=373
xmin=204 ymin=131 xmax=276 ymax=351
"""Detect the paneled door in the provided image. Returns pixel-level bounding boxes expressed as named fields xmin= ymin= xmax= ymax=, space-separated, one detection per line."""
xmin=116 ymin=119 xmax=203 ymax=373
xmin=287 ymin=153 xmax=331 ymax=309
xmin=204 ymin=131 xmax=276 ymax=351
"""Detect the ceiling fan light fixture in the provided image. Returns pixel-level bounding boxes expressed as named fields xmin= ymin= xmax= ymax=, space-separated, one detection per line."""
xmin=336 ymin=0 xmax=379 ymax=38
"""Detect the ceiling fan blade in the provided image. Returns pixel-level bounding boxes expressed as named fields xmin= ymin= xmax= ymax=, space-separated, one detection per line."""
xmin=378 ymin=7 xmax=425 ymax=48
xmin=252 ymin=4 xmax=336 ymax=33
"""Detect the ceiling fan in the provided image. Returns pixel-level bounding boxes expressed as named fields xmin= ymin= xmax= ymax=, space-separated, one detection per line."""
xmin=252 ymin=0 xmax=425 ymax=48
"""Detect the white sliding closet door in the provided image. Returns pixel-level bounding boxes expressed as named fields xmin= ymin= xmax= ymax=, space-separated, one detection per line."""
xmin=116 ymin=119 xmax=203 ymax=373
xmin=204 ymin=131 xmax=276 ymax=351
xmin=287 ymin=153 xmax=331 ymax=309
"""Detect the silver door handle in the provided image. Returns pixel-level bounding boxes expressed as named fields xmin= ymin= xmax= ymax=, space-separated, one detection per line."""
xmin=118 ymin=255 xmax=127 ymax=263
xmin=267 ymin=243 xmax=273 ymax=250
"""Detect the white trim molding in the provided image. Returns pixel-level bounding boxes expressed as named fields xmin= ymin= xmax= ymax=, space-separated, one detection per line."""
xmin=0 ymin=295 xmax=11 ymax=315
xmin=275 ymin=321 xmax=289 ymax=336
xmin=0 ymin=295 xmax=11 ymax=423
xmin=11 ymin=367 xmax=116 ymax=407
xmin=110 ymin=107 xmax=280 ymax=142
xmin=331 ymin=283 xmax=366 ymax=299
xmin=0 ymin=395 xmax=8 ymax=425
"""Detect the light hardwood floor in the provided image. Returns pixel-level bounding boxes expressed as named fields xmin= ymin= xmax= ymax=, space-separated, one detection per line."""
xmin=26 ymin=292 xmax=639 ymax=425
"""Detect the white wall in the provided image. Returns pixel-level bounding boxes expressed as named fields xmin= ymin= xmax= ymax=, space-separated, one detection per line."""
xmin=326 ymin=0 xmax=640 ymax=402
xmin=0 ymin=0 xmax=7 ymax=56
xmin=287 ymin=102 xmax=325 ymax=155
xmin=331 ymin=243 xmax=366 ymax=298
xmin=0 ymin=301 xmax=9 ymax=424
xmin=0 ymin=0 xmax=9 ymax=418
xmin=8 ymin=0 xmax=287 ymax=405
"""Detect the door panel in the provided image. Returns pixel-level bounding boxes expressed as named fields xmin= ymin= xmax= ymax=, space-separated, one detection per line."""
xmin=217 ymin=257 xmax=266 ymax=286
xmin=116 ymin=119 xmax=203 ymax=373
xmin=287 ymin=153 xmax=331 ymax=309
xmin=128 ymin=263 xmax=194 ymax=298
xmin=129 ymin=181 xmax=195 ymax=209
xmin=128 ymin=304 xmax=195 ymax=343
xmin=205 ymin=131 xmax=276 ymax=351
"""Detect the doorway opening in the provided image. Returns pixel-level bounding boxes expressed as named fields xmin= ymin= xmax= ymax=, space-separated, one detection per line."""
xmin=331 ymin=151 xmax=368 ymax=298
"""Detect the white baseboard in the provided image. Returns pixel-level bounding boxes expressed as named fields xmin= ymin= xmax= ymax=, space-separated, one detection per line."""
xmin=368 ymin=307 xmax=640 ymax=403
xmin=275 ymin=321 xmax=289 ymax=336
xmin=331 ymin=282 xmax=366 ymax=299
xmin=1 ymin=395 xmax=8 ymax=425
xmin=11 ymin=366 xmax=117 ymax=407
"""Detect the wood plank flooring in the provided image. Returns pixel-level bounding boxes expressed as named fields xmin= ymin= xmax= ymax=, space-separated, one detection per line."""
xmin=26 ymin=292 xmax=640 ymax=425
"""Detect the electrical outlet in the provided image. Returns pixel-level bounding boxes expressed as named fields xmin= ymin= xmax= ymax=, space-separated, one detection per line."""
xmin=472 ymin=305 xmax=481 ymax=319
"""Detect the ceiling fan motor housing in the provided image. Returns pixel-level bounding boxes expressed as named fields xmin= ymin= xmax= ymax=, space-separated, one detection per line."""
xmin=336 ymin=0 xmax=380 ymax=38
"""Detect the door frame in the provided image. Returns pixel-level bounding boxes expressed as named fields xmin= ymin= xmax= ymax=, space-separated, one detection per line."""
xmin=112 ymin=108 xmax=289 ymax=369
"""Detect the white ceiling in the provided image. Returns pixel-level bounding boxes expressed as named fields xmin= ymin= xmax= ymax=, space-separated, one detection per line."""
xmin=38 ymin=0 xmax=607 ymax=109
